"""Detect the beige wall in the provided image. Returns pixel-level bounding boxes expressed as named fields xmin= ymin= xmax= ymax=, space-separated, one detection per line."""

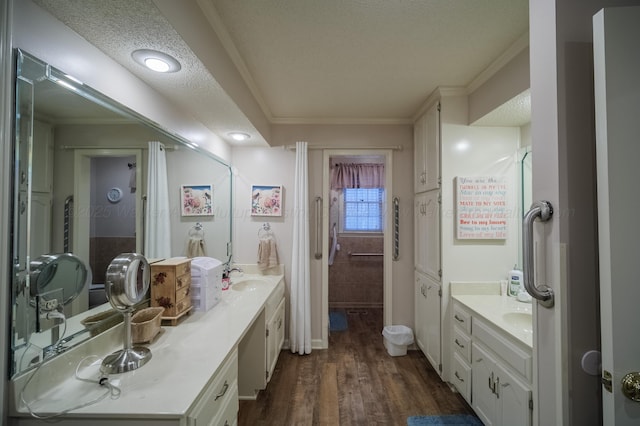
xmin=232 ymin=124 xmax=414 ymax=345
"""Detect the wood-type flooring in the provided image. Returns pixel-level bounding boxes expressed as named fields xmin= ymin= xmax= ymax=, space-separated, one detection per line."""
xmin=238 ymin=307 xmax=476 ymax=426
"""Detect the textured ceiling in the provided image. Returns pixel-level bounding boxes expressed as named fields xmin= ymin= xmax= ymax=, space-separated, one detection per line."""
xmin=207 ymin=0 xmax=529 ymax=122
xmin=32 ymin=0 xmax=530 ymax=145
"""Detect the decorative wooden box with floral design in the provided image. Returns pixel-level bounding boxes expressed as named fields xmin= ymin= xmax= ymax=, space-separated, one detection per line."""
xmin=150 ymin=257 xmax=193 ymax=325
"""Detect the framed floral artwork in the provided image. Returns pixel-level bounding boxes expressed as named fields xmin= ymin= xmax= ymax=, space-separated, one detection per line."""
xmin=251 ymin=184 xmax=282 ymax=216
xmin=181 ymin=184 xmax=213 ymax=216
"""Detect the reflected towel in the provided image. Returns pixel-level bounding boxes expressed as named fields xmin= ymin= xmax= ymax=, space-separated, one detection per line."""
xmin=258 ymin=238 xmax=279 ymax=271
xmin=187 ymin=237 xmax=207 ymax=258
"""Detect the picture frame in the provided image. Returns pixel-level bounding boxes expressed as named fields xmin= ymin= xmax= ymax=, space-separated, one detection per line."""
xmin=251 ymin=184 xmax=282 ymax=217
xmin=181 ymin=184 xmax=213 ymax=216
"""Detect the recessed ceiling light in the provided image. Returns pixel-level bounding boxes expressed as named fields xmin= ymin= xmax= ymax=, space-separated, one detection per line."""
xmin=229 ymin=132 xmax=250 ymax=142
xmin=131 ymin=49 xmax=181 ymax=73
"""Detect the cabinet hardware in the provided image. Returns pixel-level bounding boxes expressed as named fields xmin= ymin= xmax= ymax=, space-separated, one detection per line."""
xmin=266 ymin=329 xmax=270 ymax=338
xmin=602 ymin=370 xmax=613 ymax=393
xmin=495 ymin=377 xmax=500 ymax=398
xmin=454 ymin=314 xmax=464 ymax=323
xmin=215 ymin=380 xmax=229 ymax=401
xmin=454 ymin=338 xmax=464 ymax=348
xmin=455 ymin=371 xmax=464 ymax=382
xmin=489 ymin=372 xmax=494 ymax=392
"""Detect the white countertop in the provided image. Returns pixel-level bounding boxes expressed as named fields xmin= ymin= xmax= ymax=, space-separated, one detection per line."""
xmin=451 ymin=283 xmax=533 ymax=348
xmin=11 ymin=272 xmax=284 ymax=420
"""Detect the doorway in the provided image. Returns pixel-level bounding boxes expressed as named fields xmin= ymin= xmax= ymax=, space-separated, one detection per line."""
xmin=321 ymin=149 xmax=393 ymax=348
xmin=73 ymin=149 xmax=143 ymax=310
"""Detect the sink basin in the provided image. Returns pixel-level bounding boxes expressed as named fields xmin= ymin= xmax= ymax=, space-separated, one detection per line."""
xmin=230 ymin=280 xmax=265 ymax=292
xmin=502 ymin=312 xmax=533 ymax=333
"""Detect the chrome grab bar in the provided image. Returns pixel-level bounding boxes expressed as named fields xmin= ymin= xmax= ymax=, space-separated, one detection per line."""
xmin=393 ymin=197 xmax=400 ymax=261
xmin=63 ymin=195 xmax=73 ymax=253
xmin=522 ymin=200 xmax=554 ymax=308
xmin=314 ymin=196 xmax=322 ymax=259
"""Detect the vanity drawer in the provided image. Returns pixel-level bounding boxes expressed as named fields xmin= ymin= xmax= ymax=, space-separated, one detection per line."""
xmin=452 ymin=352 xmax=471 ymax=403
xmin=188 ymin=348 xmax=238 ymax=424
xmin=176 ymin=273 xmax=191 ymax=291
xmin=452 ymin=302 xmax=472 ymax=334
xmin=176 ymin=282 xmax=191 ymax=302
xmin=452 ymin=325 xmax=471 ymax=363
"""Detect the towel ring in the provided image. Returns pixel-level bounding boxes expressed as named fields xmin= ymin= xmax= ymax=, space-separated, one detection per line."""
xmin=258 ymin=223 xmax=273 ymax=239
xmin=189 ymin=222 xmax=204 ymax=237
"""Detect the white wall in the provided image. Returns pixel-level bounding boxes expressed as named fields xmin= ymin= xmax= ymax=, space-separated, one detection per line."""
xmin=439 ymin=94 xmax=521 ymax=381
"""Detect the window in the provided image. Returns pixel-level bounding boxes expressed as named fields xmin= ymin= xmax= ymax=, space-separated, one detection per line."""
xmin=343 ymin=188 xmax=384 ymax=232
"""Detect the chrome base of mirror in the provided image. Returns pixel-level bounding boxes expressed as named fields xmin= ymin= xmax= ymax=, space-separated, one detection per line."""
xmin=101 ymin=347 xmax=151 ymax=374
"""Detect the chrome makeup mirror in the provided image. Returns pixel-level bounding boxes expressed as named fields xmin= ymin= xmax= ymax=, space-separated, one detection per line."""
xmin=10 ymin=50 xmax=233 ymax=378
xmin=102 ymin=253 xmax=152 ymax=374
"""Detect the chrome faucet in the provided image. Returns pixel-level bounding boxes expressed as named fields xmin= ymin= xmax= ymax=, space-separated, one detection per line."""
xmin=224 ymin=265 xmax=243 ymax=275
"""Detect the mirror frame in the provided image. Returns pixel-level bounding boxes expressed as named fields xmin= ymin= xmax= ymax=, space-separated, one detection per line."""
xmin=10 ymin=49 xmax=233 ymax=378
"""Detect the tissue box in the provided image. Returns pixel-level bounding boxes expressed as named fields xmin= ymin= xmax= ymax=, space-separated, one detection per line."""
xmin=190 ymin=257 xmax=223 ymax=311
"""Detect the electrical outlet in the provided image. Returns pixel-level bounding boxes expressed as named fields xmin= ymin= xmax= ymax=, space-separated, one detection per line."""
xmin=41 ymin=298 xmax=59 ymax=311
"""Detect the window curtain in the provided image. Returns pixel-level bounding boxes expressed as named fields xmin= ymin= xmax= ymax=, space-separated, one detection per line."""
xmin=145 ymin=141 xmax=172 ymax=258
xmin=290 ymin=141 xmax=312 ymax=355
xmin=330 ymin=163 xmax=384 ymax=189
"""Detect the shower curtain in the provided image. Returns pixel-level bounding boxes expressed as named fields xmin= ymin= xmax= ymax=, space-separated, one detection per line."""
xmin=145 ymin=141 xmax=172 ymax=258
xmin=290 ymin=141 xmax=312 ymax=355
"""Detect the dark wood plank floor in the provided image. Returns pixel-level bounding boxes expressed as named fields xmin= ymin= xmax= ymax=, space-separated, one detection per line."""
xmin=238 ymin=308 xmax=476 ymax=426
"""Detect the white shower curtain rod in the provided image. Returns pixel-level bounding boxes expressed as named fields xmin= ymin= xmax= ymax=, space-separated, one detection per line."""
xmin=283 ymin=144 xmax=403 ymax=151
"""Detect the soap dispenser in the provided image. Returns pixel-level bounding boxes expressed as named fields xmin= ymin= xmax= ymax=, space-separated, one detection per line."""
xmin=508 ymin=265 xmax=523 ymax=297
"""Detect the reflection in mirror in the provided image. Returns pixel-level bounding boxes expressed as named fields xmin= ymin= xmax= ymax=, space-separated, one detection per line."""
xmin=11 ymin=50 xmax=233 ymax=378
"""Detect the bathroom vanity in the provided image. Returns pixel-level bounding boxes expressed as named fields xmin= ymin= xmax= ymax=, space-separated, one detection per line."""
xmin=450 ymin=282 xmax=533 ymax=426
xmin=8 ymin=268 xmax=285 ymax=425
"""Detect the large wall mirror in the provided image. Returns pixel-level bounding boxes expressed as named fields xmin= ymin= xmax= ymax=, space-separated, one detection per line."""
xmin=11 ymin=50 xmax=233 ymax=378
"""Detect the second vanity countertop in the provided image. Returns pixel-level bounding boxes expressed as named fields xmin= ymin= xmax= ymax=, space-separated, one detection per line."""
xmin=11 ymin=270 xmax=284 ymax=420
xmin=451 ymin=282 xmax=533 ymax=349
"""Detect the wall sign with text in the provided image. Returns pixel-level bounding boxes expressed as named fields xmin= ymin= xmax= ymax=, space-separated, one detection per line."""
xmin=456 ymin=176 xmax=508 ymax=240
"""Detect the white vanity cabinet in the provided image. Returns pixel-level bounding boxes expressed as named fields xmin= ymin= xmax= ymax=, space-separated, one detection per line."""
xmin=450 ymin=299 xmax=532 ymax=426
xmin=238 ymin=277 xmax=285 ymax=398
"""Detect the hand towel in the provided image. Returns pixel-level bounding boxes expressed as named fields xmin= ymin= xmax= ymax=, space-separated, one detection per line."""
xmin=258 ymin=238 xmax=279 ymax=271
xmin=187 ymin=237 xmax=207 ymax=258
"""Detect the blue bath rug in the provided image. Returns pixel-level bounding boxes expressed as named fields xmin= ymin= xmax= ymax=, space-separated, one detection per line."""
xmin=329 ymin=311 xmax=348 ymax=331
xmin=407 ymin=414 xmax=483 ymax=426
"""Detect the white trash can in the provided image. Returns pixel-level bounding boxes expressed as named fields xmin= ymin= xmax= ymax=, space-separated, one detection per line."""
xmin=382 ymin=325 xmax=414 ymax=356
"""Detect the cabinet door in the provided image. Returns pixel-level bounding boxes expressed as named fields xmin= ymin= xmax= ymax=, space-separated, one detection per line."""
xmin=424 ymin=277 xmax=441 ymax=372
xmin=266 ymin=297 xmax=285 ymax=382
xmin=414 ymin=102 xmax=440 ymax=193
xmin=414 ymin=112 xmax=427 ymax=192
xmin=414 ymin=272 xmax=441 ymax=374
xmin=496 ymin=362 xmax=532 ymax=426
xmin=423 ymin=102 xmax=440 ymax=191
xmin=414 ymin=190 xmax=440 ymax=280
xmin=32 ymin=120 xmax=54 ymax=193
xmin=472 ymin=342 xmax=498 ymax=426
xmin=30 ymin=193 xmax=52 ymax=256
xmin=414 ymin=272 xmax=428 ymax=355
